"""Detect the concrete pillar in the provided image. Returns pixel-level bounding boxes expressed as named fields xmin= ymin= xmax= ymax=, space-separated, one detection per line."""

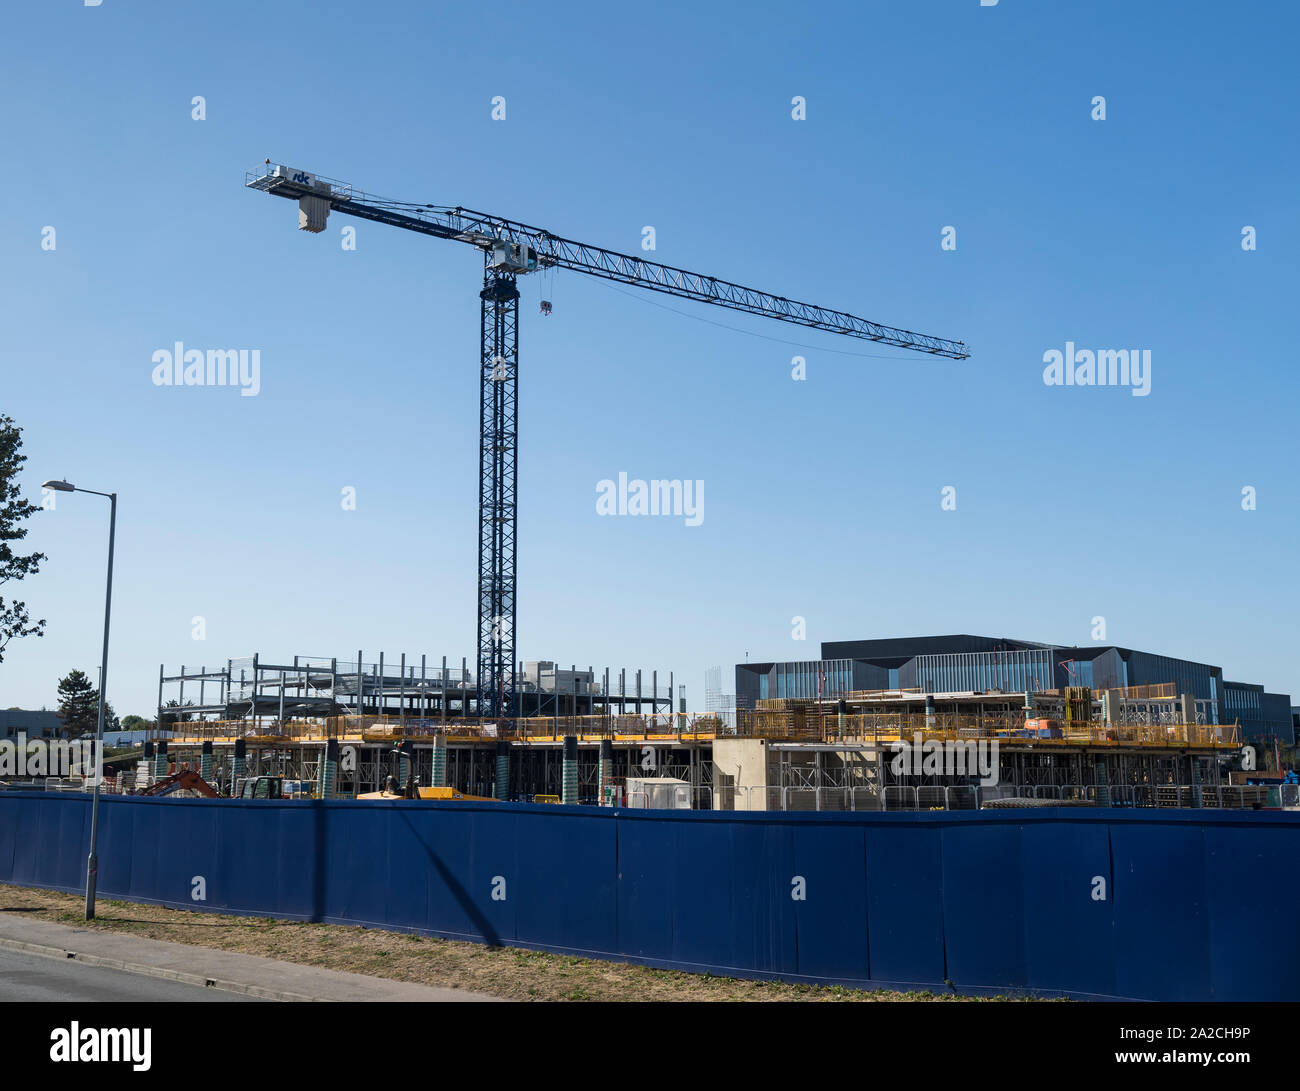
xmin=494 ymin=740 xmax=510 ymax=801
xmin=154 ymin=740 xmax=169 ymax=778
xmin=431 ymin=734 xmax=447 ymax=788
xmin=232 ymin=738 xmax=247 ymax=792
xmin=712 ymin=737 xmax=770 ymax=811
xmin=318 ymin=738 xmax=339 ymax=800
xmin=200 ymin=740 xmax=214 ymax=783
xmin=398 ymin=740 xmax=412 ymax=789
xmin=1093 ymin=758 xmax=1110 ymax=808
xmin=598 ymin=738 xmax=613 ymax=805
xmin=562 ymin=735 xmax=578 ymax=805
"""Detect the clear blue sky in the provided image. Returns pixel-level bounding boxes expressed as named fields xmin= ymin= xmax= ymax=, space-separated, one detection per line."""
xmin=2 ymin=0 xmax=1297 ymax=719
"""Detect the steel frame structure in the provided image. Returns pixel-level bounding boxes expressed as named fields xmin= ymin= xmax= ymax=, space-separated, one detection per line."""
xmin=158 ymin=652 xmax=673 ymax=723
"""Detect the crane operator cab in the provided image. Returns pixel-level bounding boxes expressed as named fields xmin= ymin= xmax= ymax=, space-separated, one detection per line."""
xmin=237 ymin=775 xmax=284 ymax=800
xmin=490 ymin=240 xmax=538 ymax=273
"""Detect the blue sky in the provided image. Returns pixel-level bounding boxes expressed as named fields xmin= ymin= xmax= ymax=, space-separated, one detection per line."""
xmin=2 ymin=0 xmax=1297 ymax=718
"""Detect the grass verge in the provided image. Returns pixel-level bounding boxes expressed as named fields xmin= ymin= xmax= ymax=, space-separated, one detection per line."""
xmin=0 ymin=883 xmax=1032 ymax=1002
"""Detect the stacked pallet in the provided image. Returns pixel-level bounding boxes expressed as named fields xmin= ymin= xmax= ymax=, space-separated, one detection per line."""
xmin=746 ymin=699 xmax=824 ymax=740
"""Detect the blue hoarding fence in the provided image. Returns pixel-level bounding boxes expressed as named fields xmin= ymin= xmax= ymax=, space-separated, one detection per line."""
xmin=0 ymin=793 xmax=1295 ymax=1001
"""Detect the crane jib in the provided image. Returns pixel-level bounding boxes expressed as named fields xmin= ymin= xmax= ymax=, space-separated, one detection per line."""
xmin=247 ymin=165 xmax=968 ymax=359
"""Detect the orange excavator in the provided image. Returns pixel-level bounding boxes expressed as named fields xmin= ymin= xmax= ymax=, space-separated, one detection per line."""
xmin=137 ymin=768 xmax=219 ymax=798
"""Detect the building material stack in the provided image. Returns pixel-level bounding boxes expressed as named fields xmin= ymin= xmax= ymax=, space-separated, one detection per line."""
xmin=746 ymin=699 xmax=823 ymax=740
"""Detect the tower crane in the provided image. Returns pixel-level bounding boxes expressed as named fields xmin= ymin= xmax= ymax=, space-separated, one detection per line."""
xmin=246 ymin=163 xmax=969 ymax=722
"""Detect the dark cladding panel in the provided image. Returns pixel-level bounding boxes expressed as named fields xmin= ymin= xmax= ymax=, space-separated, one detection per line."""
xmin=821 ymin=635 xmax=1044 ymax=660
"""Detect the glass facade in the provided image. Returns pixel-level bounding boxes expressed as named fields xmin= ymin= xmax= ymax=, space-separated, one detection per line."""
xmin=735 ymin=637 xmax=1287 ymax=733
xmin=909 ymin=649 xmax=1058 ymax=694
xmin=758 ymin=659 xmax=856 ymax=700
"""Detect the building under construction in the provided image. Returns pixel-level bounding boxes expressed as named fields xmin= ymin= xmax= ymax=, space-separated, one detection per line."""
xmin=156 ymin=652 xmax=695 ymax=801
xmin=151 ymin=647 xmax=1261 ymax=812
xmin=718 ymin=683 xmax=1248 ymax=811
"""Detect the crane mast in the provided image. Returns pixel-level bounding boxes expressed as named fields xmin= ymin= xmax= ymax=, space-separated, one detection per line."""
xmin=246 ymin=163 xmax=969 ymax=721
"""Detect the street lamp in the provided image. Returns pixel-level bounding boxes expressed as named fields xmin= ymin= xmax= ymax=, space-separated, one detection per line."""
xmin=43 ymin=479 xmax=116 ymax=921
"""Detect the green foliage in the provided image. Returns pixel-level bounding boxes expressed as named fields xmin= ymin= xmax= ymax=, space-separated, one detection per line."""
xmin=160 ymin=699 xmax=196 ymax=724
xmin=55 ymin=669 xmax=117 ymax=735
xmin=57 ymin=669 xmax=97 ymax=735
xmin=0 ymin=415 xmax=46 ymax=663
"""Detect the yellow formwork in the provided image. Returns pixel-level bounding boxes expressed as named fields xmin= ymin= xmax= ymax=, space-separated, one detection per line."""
xmin=162 ymin=713 xmax=719 ymax=747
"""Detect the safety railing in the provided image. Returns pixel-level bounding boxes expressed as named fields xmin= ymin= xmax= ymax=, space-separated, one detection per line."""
xmin=736 ymin=710 xmax=1242 ymax=749
xmin=917 ymin=785 xmax=947 ymax=811
xmin=735 ymin=782 xmax=1276 ymax=813
xmin=884 ymin=786 xmax=919 ymax=812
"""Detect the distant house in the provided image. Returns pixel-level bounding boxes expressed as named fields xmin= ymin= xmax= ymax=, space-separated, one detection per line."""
xmin=0 ymin=709 xmax=64 ymax=740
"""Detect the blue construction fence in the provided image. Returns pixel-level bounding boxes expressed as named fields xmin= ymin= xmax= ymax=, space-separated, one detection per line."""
xmin=0 ymin=793 xmax=1296 ymax=1001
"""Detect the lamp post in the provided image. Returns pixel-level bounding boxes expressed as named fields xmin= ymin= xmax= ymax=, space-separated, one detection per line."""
xmin=43 ymin=479 xmax=116 ymax=921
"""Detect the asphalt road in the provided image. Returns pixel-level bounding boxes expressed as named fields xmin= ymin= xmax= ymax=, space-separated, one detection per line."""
xmin=0 ymin=949 xmax=257 ymax=1002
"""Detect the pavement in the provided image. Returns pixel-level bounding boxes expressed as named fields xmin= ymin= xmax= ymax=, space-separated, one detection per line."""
xmin=0 ymin=947 xmax=255 ymax=1002
xmin=0 ymin=914 xmax=500 ymax=1002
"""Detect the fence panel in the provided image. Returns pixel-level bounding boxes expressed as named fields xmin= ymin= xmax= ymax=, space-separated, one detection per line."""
xmin=883 ymin=786 xmax=918 ymax=811
xmin=1 ymin=793 xmax=1298 ymax=1001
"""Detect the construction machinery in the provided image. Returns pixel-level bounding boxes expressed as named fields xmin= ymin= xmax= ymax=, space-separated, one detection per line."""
xmin=357 ymin=784 xmax=497 ymax=802
xmin=137 ymin=768 xmax=219 ymax=798
xmin=235 ymin=775 xmax=285 ymax=800
xmin=247 ymin=163 xmax=969 ymax=721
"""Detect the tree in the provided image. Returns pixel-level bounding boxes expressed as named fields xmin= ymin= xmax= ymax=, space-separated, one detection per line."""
xmin=120 ymin=714 xmax=153 ymax=733
xmin=160 ymin=698 xmax=196 ymax=725
xmin=56 ymin=669 xmax=97 ymax=736
xmin=0 ymin=415 xmax=46 ymax=664
xmin=55 ymin=669 xmax=119 ymax=736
